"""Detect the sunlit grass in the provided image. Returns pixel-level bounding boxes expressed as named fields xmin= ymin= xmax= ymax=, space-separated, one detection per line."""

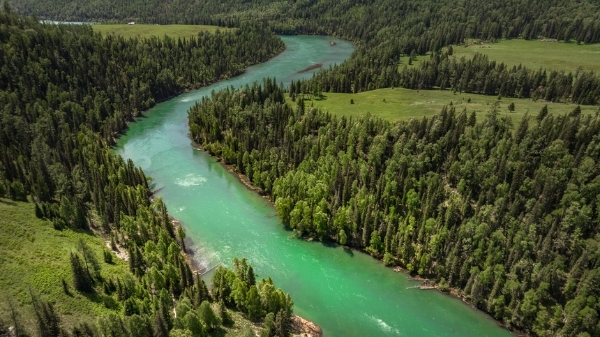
xmin=0 ymin=198 xmax=129 ymax=331
xmin=289 ymin=88 xmax=598 ymax=125
xmin=451 ymin=39 xmax=600 ymax=73
xmin=93 ymin=24 xmax=234 ymax=39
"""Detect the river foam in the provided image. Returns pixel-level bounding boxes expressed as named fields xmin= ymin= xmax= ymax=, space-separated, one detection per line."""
xmin=369 ymin=315 xmax=401 ymax=335
xmin=175 ymin=173 xmax=207 ymax=187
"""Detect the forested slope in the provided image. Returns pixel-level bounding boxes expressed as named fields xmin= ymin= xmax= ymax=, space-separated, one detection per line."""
xmin=8 ymin=0 xmax=600 ymax=46
xmin=5 ymin=0 xmax=600 ymax=336
xmin=9 ymin=0 xmax=600 ymax=101
xmin=189 ymin=80 xmax=600 ymax=337
xmin=0 ymin=7 xmax=293 ymax=336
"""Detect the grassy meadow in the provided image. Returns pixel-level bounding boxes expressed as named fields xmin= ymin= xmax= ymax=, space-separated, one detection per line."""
xmin=291 ymin=88 xmax=598 ymax=125
xmin=399 ymin=39 xmax=600 ymax=73
xmin=92 ymin=24 xmax=233 ymax=39
xmin=336 ymin=39 xmax=600 ymax=125
xmin=0 ymin=198 xmax=129 ymax=330
xmin=0 ymin=199 xmax=265 ymax=336
xmin=451 ymin=39 xmax=600 ymax=73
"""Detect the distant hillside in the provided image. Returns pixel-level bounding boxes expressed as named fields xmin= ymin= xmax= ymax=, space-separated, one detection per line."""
xmin=6 ymin=0 xmax=600 ymax=97
xmin=7 ymin=0 xmax=600 ymax=46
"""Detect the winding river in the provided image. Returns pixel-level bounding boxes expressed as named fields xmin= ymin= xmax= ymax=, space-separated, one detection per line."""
xmin=116 ymin=36 xmax=514 ymax=337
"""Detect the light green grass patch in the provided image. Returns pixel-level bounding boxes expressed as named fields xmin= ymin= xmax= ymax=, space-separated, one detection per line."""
xmin=93 ymin=24 xmax=233 ymax=39
xmin=0 ymin=199 xmax=129 ymax=331
xmin=450 ymin=39 xmax=600 ymax=73
xmin=219 ymin=306 xmax=261 ymax=337
xmin=291 ymin=88 xmax=598 ymax=125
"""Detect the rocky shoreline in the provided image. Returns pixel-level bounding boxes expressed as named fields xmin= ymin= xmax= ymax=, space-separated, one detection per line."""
xmin=290 ymin=315 xmax=323 ymax=337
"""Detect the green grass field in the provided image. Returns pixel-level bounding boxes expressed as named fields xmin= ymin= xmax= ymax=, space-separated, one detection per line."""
xmin=0 ymin=199 xmax=129 ymax=330
xmin=92 ymin=24 xmax=233 ymax=39
xmin=0 ymin=199 xmax=270 ymax=335
xmin=450 ymin=39 xmax=600 ymax=73
xmin=292 ymin=88 xmax=598 ymax=125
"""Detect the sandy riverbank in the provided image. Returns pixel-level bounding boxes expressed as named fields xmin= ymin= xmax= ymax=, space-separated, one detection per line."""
xmin=297 ymin=63 xmax=323 ymax=73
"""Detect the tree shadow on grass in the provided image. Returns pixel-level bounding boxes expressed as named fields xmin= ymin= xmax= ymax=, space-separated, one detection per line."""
xmin=80 ymin=290 xmax=120 ymax=310
xmin=208 ymin=327 xmax=228 ymax=337
xmin=0 ymin=198 xmax=18 ymax=206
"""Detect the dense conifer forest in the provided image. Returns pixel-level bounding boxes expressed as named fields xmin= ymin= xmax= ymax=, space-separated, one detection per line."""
xmin=189 ymin=80 xmax=600 ymax=336
xmin=4 ymin=0 xmax=600 ymax=336
xmin=0 ymin=6 xmax=292 ymax=336
xmin=10 ymin=0 xmax=600 ymax=102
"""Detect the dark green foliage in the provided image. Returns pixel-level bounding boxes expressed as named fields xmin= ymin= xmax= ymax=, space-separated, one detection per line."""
xmin=125 ymin=315 xmax=153 ymax=337
xmin=184 ymin=311 xmax=205 ymax=336
xmin=3 ymin=0 xmax=600 ymax=335
xmin=103 ymin=249 xmax=113 ymax=264
xmin=217 ymin=299 xmax=232 ymax=326
xmin=210 ymin=258 xmax=292 ymax=327
xmin=274 ymin=309 xmax=291 ymax=337
xmin=197 ymin=301 xmax=218 ymax=331
xmin=152 ymin=311 xmax=169 ymax=337
xmin=190 ymin=80 xmax=600 ymax=337
xmin=8 ymin=0 xmax=600 ymax=47
xmin=9 ymin=0 xmax=600 ymax=104
xmin=71 ymin=322 xmax=97 ymax=337
xmin=246 ymin=265 xmax=256 ymax=287
xmin=260 ymin=312 xmax=275 ymax=337
xmin=0 ymin=11 xmax=283 ymax=222
xmin=0 ymin=8 xmax=289 ymax=337
xmin=70 ymin=252 xmax=94 ymax=293
xmin=31 ymin=293 xmax=64 ymax=337
xmin=246 ymin=286 xmax=263 ymax=321
xmin=300 ymin=49 xmax=600 ymax=104
xmin=508 ymin=102 xmax=516 ymax=112
xmin=77 ymin=239 xmax=101 ymax=280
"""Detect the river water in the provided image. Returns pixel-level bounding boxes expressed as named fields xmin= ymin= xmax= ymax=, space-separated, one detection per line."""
xmin=115 ymin=35 xmax=514 ymax=337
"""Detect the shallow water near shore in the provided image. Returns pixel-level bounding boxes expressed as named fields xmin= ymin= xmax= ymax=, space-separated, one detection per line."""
xmin=116 ymin=35 xmax=514 ymax=337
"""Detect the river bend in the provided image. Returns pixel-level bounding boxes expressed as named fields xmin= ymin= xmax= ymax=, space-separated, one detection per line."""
xmin=116 ymin=35 xmax=513 ymax=337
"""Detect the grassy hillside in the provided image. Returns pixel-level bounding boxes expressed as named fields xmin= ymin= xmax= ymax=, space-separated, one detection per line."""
xmin=0 ymin=198 xmax=129 ymax=330
xmin=92 ymin=24 xmax=233 ymax=39
xmin=451 ymin=39 xmax=600 ymax=73
xmin=399 ymin=40 xmax=600 ymax=74
xmin=291 ymin=88 xmax=598 ymax=124
xmin=0 ymin=199 xmax=266 ymax=336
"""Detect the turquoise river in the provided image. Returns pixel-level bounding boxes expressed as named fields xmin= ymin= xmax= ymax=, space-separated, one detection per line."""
xmin=116 ymin=36 xmax=515 ymax=337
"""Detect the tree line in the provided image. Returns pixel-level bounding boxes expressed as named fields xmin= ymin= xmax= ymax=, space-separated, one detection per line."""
xmin=189 ymin=79 xmax=600 ymax=337
xmin=8 ymin=0 xmax=600 ymax=46
xmin=8 ymin=0 xmax=600 ymax=94
xmin=0 ymin=7 xmax=292 ymax=336
xmin=291 ymin=48 xmax=600 ymax=105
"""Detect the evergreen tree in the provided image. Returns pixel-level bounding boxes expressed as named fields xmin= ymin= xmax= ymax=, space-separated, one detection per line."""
xmin=70 ymin=252 xmax=93 ymax=293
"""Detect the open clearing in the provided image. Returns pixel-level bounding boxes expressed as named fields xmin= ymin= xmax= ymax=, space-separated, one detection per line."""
xmin=292 ymin=88 xmax=598 ymax=125
xmin=450 ymin=39 xmax=600 ymax=73
xmin=0 ymin=199 xmax=273 ymax=336
xmin=93 ymin=24 xmax=233 ymax=39
xmin=0 ymin=199 xmax=128 ymax=330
